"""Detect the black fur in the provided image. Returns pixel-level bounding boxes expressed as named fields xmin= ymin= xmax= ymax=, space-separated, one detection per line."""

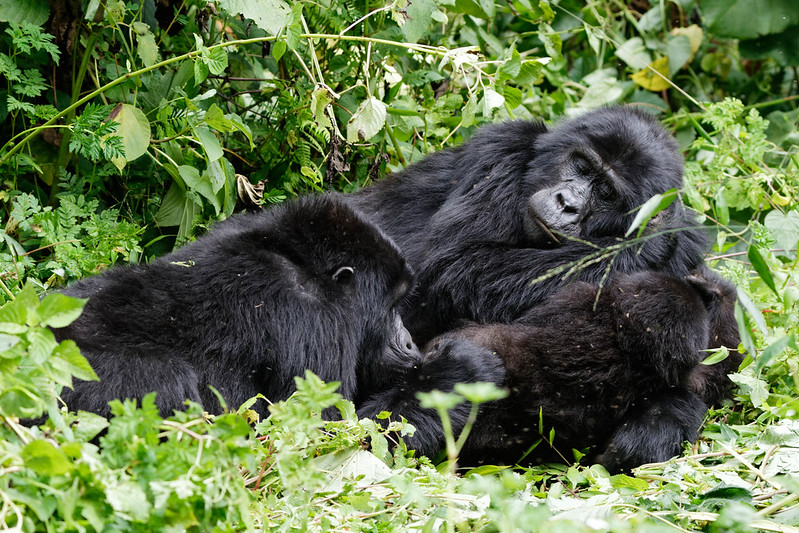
xmin=49 ymin=194 xmax=504 ymax=455
xmin=349 ymin=106 xmax=709 ymax=343
xmin=426 ymin=270 xmax=741 ymax=472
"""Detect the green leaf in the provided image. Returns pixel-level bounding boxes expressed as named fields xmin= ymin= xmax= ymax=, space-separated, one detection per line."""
xmin=272 ymin=40 xmax=287 ymax=61
xmin=733 ymin=300 xmax=757 ymax=357
xmin=754 ymin=334 xmax=796 ymax=375
xmin=764 ymin=209 xmax=799 ymax=251
xmin=132 ymin=21 xmax=159 ymax=67
xmin=401 ymin=0 xmax=436 ymax=43
xmin=21 ymin=440 xmax=75 ymax=476
xmin=55 ymin=339 xmax=99 ymax=382
xmin=701 ymin=346 xmax=730 ymax=366
xmin=0 ymin=0 xmax=49 ymax=25
xmin=615 ymin=37 xmax=652 ymax=69
xmin=453 ymin=382 xmax=508 ymax=404
xmin=179 ymin=165 xmax=222 ymax=214
xmin=747 ymin=244 xmax=779 ymax=297
xmin=37 ymin=293 xmax=86 ymax=328
xmin=418 ymin=389 xmax=463 ymax=410
xmin=205 ymin=46 xmax=228 ymax=75
xmin=0 ymin=333 xmax=20 ymax=352
xmin=109 ymin=103 xmax=151 ymax=169
xmin=346 ymin=97 xmax=387 ymax=143
xmin=702 ymin=0 xmax=798 ymax=39
xmin=218 ymin=0 xmax=291 ymax=35
xmin=193 ymin=124 xmax=223 ymax=162
xmin=0 ymin=388 xmax=43 ymax=419
xmin=610 ymin=474 xmax=649 ymax=491
xmin=625 ymin=189 xmax=678 ymax=238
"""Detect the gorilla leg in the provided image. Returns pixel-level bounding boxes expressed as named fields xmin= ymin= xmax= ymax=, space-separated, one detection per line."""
xmin=599 ymin=388 xmax=706 ymax=473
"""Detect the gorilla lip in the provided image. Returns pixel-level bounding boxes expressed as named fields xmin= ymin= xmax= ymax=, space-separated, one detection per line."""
xmin=535 ymin=217 xmax=561 ymax=244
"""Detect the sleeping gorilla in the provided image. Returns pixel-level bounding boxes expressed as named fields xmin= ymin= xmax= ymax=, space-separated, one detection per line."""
xmin=348 ymin=106 xmax=709 ymax=344
xmin=48 ymin=194 xmax=504 ymax=455
xmin=425 ymin=269 xmax=742 ymax=472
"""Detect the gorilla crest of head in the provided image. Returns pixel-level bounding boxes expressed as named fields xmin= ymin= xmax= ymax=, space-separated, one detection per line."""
xmin=523 ymin=107 xmax=685 ymax=243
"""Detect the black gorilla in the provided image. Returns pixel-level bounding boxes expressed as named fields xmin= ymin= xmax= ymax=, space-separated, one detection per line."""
xmin=49 ymin=194 xmax=504 ymax=454
xmin=349 ymin=106 xmax=709 ymax=343
xmin=426 ymin=269 xmax=742 ymax=472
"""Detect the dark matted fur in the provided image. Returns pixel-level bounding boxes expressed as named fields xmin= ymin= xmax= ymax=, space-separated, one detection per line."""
xmin=427 ymin=270 xmax=742 ymax=472
xmin=49 ymin=194 xmax=504 ymax=455
xmin=349 ymin=106 xmax=709 ymax=343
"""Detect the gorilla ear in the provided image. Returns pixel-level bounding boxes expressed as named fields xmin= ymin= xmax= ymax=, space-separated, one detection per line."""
xmin=332 ymin=266 xmax=355 ymax=284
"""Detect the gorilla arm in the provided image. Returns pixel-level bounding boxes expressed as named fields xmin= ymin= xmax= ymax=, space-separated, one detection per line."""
xmin=357 ymin=338 xmax=505 ymax=458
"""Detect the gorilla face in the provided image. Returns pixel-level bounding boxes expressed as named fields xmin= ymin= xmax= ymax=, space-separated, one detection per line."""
xmin=522 ymin=108 xmax=685 ymax=245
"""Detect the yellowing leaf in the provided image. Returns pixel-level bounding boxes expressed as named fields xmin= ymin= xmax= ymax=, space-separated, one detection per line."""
xmin=671 ymin=24 xmax=703 ymax=57
xmin=631 ymin=57 xmax=671 ymax=92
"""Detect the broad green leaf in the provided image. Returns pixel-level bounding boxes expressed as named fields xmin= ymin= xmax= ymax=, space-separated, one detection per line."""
xmin=755 ymin=334 xmax=796 ymax=375
xmin=132 ymin=21 xmax=159 ymax=67
xmin=517 ymin=60 xmax=545 ymax=86
xmin=453 ymin=382 xmax=508 ymax=404
xmin=21 ymin=440 xmax=74 ymax=476
xmin=37 ymin=293 xmax=86 ymax=328
xmin=747 ymin=245 xmax=779 ymax=297
xmin=154 ymin=181 xmax=187 ymax=227
xmin=615 ymin=37 xmax=652 ymax=69
xmin=106 ymin=481 xmax=152 ymax=521
xmin=55 ymin=339 xmax=99 ymax=382
xmin=702 ymin=0 xmax=798 ymax=39
xmin=204 ymin=104 xmax=233 ymax=132
xmin=109 ymin=103 xmax=151 ymax=169
xmin=764 ymin=209 xmax=799 ymax=251
xmin=0 ymin=388 xmax=42 ymax=418
xmin=665 ymin=35 xmax=693 ymax=76
xmin=0 ymin=0 xmax=49 ymax=25
xmin=272 ymin=40 xmax=287 ymax=61
xmin=179 ymin=165 xmax=222 ymax=214
xmin=452 ymin=0 xmax=494 ymax=19
xmin=481 ymin=88 xmax=505 ymax=116
xmin=729 ymin=371 xmax=770 ymax=408
xmin=737 ymin=288 xmax=767 ymax=335
xmin=401 ymin=0 xmax=436 ymax=43
xmin=625 ymin=189 xmax=678 ymax=237
xmin=503 ymin=85 xmax=522 ymax=110
xmin=0 ymin=333 xmax=20 ymax=352
xmin=701 ymin=346 xmax=730 ymax=366
xmin=498 ymin=48 xmax=522 ymax=81
xmin=610 ymin=474 xmax=649 ymax=491
xmin=311 ymin=88 xmax=332 ymax=130
xmin=584 ymin=24 xmax=603 ymax=55
xmin=418 ymin=389 xmax=463 ymax=410
xmin=27 ymin=327 xmax=57 ymax=364
xmin=205 ymin=46 xmax=228 ymax=75
xmin=193 ymin=124 xmax=223 ymax=162
xmin=218 ymin=0 xmax=291 ymax=35
xmin=346 ymin=97 xmax=387 ymax=143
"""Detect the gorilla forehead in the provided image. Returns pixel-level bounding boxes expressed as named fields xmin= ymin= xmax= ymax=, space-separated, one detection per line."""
xmin=535 ymin=107 xmax=684 ymax=200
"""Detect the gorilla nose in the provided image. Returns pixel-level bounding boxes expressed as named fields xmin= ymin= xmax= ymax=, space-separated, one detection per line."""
xmin=402 ymin=326 xmax=418 ymax=353
xmin=556 ymin=189 xmax=581 ymax=213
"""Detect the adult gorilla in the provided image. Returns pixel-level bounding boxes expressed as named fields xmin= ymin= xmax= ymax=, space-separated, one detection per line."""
xmin=48 ymin=194 xmax=504 ymax=455
xmin=349 ymin=106 xmax=708 ymax=343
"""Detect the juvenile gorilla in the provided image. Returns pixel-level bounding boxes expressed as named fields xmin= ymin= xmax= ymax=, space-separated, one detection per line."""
xmin=50 ymin=195 xmax=504 ymax=454
xmin=349 ymin=106 xmax=709 ymax=343
xmin=428 ymin=270 xmax=741 ymax=472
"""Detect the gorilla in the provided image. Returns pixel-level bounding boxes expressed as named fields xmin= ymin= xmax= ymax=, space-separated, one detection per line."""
xmin=48 ymin=194 xmax=504 ymax=455
xmin=349 ymin=106 xmax=709 ymax=343
xmin=426 ymin=269 xmax=742 ymax=472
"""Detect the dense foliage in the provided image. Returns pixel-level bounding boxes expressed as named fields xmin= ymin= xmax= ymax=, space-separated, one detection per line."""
xmin=0 ymin=0 xmax=798 ymax=530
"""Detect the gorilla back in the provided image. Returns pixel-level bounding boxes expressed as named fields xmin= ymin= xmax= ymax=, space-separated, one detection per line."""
xmin=349 ymin=106 xmax=709 ymax=342
xmin=52 ymin=195 xmax=418 ymax=418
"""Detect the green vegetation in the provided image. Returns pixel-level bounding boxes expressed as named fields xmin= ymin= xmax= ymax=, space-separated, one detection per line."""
xmin=1 ymin=0 xmax=798 ymax=530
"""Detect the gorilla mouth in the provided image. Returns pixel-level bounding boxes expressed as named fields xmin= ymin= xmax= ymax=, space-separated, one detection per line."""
xmin=534 ymin=217 xmax=561 ymax=244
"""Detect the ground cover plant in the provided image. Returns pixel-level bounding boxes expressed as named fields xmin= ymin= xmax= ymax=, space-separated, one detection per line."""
xmin=0 ymin=0 xmax=798 ymax=530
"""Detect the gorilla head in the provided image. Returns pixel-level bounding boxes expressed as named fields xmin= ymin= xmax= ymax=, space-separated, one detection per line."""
xmin=523 ymin=108 xmax=685 ymax=243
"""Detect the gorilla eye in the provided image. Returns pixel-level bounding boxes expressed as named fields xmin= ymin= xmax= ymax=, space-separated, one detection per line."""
xmin=332 ymin=266 xmax=355 ymax=284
